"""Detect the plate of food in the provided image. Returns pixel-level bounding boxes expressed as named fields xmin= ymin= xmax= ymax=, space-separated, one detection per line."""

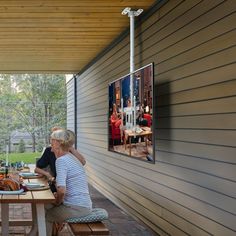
xmin=19 ymin=172 xmax=42 ymax=179
xmin=0 ymin=188 xmax=25 ymax=195
xmin=0 ymin=178 xmax=24 ymax=194
xmin=25 ymin=182 xmax=49 ymax=191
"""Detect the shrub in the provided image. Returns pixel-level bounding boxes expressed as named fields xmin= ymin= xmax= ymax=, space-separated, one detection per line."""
xmin=18 ymin=139 xmax=25 ymax=153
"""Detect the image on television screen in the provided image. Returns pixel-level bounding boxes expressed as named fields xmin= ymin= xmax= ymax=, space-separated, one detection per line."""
xmin=108 ymin=63 xmax=155 ymax=163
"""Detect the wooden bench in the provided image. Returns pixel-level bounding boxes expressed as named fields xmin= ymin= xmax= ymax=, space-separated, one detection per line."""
xmin=68 ymin=221 xmax=109 ymax=235
xmin=52 ymin=208 xmax=110 ymax=236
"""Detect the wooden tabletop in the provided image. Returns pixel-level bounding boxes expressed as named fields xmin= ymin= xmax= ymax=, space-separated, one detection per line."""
xmin=124 ymin=129 xmax=152 ymax=138
xmin=0 ymin=177 xmax=55 ymax=204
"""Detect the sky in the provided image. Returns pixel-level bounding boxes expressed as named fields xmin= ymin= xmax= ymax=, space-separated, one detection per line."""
xmin=65 ymin=74 xmax=73 ymax=83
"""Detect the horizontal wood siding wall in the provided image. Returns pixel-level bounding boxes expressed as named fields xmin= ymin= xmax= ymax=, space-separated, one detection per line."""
xmin=73 ymin=0 xmax=236 ymax=235
xmin=66 ymin=78 xmax=75 ymax=131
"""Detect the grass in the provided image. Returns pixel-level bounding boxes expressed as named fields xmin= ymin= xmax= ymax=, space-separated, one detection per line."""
xmin=0 ymin=152 xmax=40 ymax=164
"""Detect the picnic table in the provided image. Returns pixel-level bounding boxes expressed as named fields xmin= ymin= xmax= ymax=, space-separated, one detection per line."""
xmin=0 ymin=176 xmax=55 ymax=236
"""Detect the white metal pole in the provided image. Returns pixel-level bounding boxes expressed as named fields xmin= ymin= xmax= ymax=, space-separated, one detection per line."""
xmin=130 ymin=11 xmax=134 ymax=108
xmin=129 ymin=11 xmax=135 ymax=130
xmin=130 ymin=12 xmax=135 ymax=74
xmin=6 ymin=144 xmax=9 ymax=166
xmin=121 ymin=7 xmax=143 ymax=131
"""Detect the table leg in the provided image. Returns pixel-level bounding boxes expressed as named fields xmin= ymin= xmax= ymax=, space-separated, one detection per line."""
xmin=129 ymin=136 xmax=131 ymax=156
xmin=36 ymin=203 xmax=47 ymax=236
xmin=27 ymin=203 xmax=37 ymax=236
xmin=125 ymin=135 xmax=127 ymax=149
xmin=1 ymin=203 xmax=9 ymax=236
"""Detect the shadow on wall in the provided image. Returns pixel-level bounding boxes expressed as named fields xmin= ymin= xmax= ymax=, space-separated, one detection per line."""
xmin=155 ymin=79 xmax=171 ymax=152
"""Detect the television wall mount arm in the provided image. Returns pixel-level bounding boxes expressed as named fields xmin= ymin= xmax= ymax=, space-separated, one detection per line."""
xmin=121 ymin=7 xmax=143 ymax=73
xmin=122 ymin=7 xmax=143 ymax=130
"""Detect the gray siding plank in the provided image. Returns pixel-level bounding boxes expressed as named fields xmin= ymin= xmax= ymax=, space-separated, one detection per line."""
xmin=158 ymin=96 xmax=236 ymax=117
xmin=158 ymin=62 xmax=236 ymax=96
xmin=156 ymin=46 xmax=236 ymax=83
xmin=157 ymin=151 xmax=236 ymax=182
xmin=157 ymin=140 xmax=236 ymax=164
xmin=66 ymin=78 xmax=75 ymax=130
xmin=157 ymin=129 xmax=236 ymax=147
xmin=158 ymin=114 xmax=236 ymax=130
xmin=158 ymin=78 xmax=236 ymax=106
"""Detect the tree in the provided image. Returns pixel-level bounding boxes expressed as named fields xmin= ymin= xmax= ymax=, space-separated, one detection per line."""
xmin=0 ymin=74 xmax=67 ymax=152
xmin=0 ymin=75 xmax=21 ymax=152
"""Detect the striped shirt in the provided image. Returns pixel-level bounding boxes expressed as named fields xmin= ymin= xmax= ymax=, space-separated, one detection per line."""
xmin=56 ymin=153 xmax=92 ymax=209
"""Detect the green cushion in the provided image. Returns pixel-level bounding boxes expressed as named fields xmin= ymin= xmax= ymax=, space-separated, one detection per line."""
xmin=66 ymin=208 xmax=108 ymax=223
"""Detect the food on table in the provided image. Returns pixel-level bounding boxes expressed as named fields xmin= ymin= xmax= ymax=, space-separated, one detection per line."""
xmin=0 ymin=178 xmax=20 ymax=191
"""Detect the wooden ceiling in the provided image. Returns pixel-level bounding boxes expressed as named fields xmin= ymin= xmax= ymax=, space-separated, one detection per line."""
xmin=0 ymin=0 xmax=156 ymax=74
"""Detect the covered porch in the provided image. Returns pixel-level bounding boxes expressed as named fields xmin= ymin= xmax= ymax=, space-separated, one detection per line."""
xmin=0 ymin=0 xmax=235 ymax=235
xmin=0 ymin=183 xmax=155 ymax=235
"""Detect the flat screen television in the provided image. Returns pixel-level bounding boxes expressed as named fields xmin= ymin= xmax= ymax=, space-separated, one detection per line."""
xmin=108 ymin=63 xmax=155 ymax=163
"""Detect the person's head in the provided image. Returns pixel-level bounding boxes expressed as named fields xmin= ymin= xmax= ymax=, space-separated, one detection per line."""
xmin=50 ymin=129 xmax=75 ymax=154
xmin=51 ymin=126 xmax=63 ymax=132
xmin=127 ymin=99 xmax=131 ymax=107
xmin=48 ymin=126 xmax=64 ymax=145
xmin=112 ymin=103 xmax=117 ymax=112
xmin=67 ymin=129 xmax=76 ymax=146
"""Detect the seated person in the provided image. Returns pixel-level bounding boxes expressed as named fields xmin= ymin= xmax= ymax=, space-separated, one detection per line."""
xmin=136 ymin=104 xmax=148 ymax=127
xmin=46 ymin=129 xmax=92 ymax=235
xmin=110 ymin=103 xmax=122 ymax=127
xmin=35 ymin=127 xmax=86 ymax=183
xmin=127 ymin=98 xmax=131 ymax=107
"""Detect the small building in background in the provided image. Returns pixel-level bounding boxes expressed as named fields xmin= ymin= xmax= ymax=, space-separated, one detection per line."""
xmin=10 ymin=131 xmax=32 ymax=153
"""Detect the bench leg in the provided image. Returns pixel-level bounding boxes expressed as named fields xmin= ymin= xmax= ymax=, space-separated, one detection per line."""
xmin=52 ymin=222 xmax=59 ymax=236
xmin=52 ymin=222 xmax=66 ymax=236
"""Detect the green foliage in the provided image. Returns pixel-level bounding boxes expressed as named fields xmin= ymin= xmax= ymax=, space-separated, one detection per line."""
xmin=36 ymin=140 xmax=44 ymax=152
xmin=18 ymin=139 xmax=25 ymax=153
xmin=0 ymin=74 xmax=66 ymax=150
xmin=0 ymin=75 xmax=20 ymax=146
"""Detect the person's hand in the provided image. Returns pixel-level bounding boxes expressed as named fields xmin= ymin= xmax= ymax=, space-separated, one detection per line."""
xmin=46 ymin=173 xmax=54 ymax=182
xmin=53 ymin=192 xmax=61 ymax=205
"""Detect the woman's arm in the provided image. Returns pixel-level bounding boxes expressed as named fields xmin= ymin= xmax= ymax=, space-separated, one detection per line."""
xmin=34 ymin=167 xmax=54 ymax=181
xmin=69 ymin=147 xmax=86 ymax=165
xmin=54 ymin=186 xmax=65 ymax=205
xmin=55 ymin=158 xmax=67 ymax=205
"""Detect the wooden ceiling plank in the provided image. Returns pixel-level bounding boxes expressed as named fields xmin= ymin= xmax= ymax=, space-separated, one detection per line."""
xmin=0 ymin=23 xmax=127 ymax=28
xmin=0 ymin=32 xmax=118 ymax=37
xmin=0 ymin=0 xmax=156 ymax=73
xmin=0 ymin=6 xmax=135 ymax=13
xmin=0 ymin=12 xmax=125 ymax=18
xmin=0 ymin=1 xmax=155 ymax=7
xmin=0 ymin=38 xmax=114 ymax=44
xmin=0 ymin=18 xmax=128 ymax=23
xmin=0 ymin=28 xmax=121 ymax=33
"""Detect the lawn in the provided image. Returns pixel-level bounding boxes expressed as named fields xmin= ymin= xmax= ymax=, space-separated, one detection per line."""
xmin=0 ymin=152 xmax=40 ymax=164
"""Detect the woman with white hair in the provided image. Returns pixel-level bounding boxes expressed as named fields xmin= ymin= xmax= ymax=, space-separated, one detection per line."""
xmin=46 ymin=129 xmax=92 ymax=235
xmin=35 ymin=127 xmax=86 ymax=187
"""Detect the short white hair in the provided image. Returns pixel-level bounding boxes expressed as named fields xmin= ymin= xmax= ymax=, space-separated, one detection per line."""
xmin=51 ymin=129 xmax=75 ymax=151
